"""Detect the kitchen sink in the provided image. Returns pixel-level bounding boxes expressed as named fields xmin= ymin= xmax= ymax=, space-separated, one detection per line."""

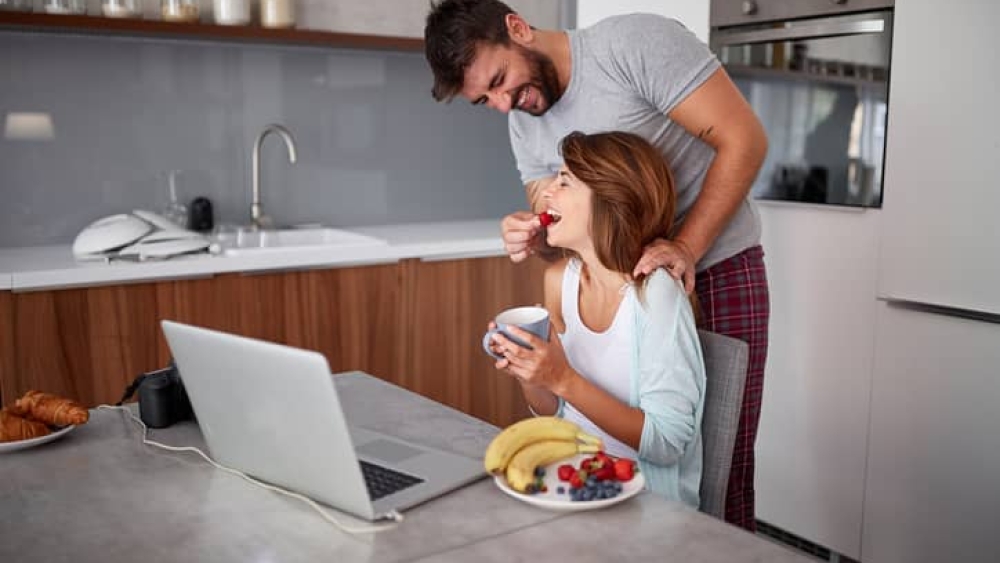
xmin=213 ymin=227 xmax=387 ymax=256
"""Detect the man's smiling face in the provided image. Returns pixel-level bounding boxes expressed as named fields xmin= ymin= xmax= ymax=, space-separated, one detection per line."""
xmin=459 ymin=42 xmax=562 ymax=116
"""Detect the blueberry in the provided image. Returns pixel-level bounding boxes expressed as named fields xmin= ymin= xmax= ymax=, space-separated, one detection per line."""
xmin=557 ymin=486 xmax=565 ymax=494
xmin=534 ymin=467 xmax=546 ymax=478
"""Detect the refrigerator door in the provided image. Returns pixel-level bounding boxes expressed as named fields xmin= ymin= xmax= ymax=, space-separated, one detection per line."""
xmin=877 ymin=0 xmax=1000 ymax=316
xmin=863 ymin=302 xmax=1000 ymax=562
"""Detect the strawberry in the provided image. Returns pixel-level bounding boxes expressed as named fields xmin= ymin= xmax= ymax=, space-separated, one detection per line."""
xmin=594 ymin=464 xmax=615 ymax=482
xmin=613 ymin=458 xmax=635 ymax=482
xmin=538 ymin=211 xmax=554 ymax=226
xmin=569 ymin=470 xmax=587 ymax=489
xmin=557 ymin=464 xmax=575 ymax=482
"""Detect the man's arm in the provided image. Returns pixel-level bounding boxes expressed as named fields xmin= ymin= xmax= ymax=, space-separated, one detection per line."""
xmin=670 ymin=67 xmax=767 ymax=262
xmin=502 ymin=176 xmax=558 ymax=263
xmin=633 ymin=67 xmax=767 ymax=288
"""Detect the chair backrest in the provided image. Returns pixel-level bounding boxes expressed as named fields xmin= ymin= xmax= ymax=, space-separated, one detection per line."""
xmin=697 ymin=329 xmax=749 ymax=520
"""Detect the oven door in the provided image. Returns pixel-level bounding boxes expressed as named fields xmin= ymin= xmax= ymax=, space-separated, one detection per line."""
xmin=711 ymin=10 xmax=893 ymax=207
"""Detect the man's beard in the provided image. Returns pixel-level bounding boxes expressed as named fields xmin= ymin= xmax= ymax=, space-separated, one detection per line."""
xmin=513 ymin=45 xmax=562 ymax=116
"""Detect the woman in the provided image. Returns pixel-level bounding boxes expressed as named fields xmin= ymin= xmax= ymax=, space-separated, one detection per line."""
xmin=487 ymin=131 xmax=706 ymax=507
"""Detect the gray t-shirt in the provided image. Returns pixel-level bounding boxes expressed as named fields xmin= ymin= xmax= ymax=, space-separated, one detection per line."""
xmin=508 ymin=13 xmax=761 ymax=271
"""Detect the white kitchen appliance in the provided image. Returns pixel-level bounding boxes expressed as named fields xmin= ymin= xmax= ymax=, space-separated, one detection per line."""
xmin=72 ymin=210 xmax=214 ymax=261
xmin=861 ymin=1 xmax=1000 ymax=561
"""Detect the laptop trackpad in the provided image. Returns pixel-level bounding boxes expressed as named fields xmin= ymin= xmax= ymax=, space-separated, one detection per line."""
xmin=356 ymin=439 xmax=424 ymax=464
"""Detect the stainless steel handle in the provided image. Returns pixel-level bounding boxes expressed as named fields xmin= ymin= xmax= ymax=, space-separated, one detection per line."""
xmin=714 ymin=15 xmax=885 ymax=46
xmin=881 ymin=296 xmax=1000 ymax=325
xmin=742 ymin=0 xmax=757 ymax=16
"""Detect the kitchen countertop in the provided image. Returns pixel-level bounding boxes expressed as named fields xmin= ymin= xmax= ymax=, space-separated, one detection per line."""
xmin=0 ymin=371 xmax=812 ymax=563
xmin=0 ymin=219 xmax=506 ymax=292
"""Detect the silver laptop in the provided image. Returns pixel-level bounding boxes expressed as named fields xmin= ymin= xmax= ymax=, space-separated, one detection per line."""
xmin=160 ymin=320 xmax=486 ymax=521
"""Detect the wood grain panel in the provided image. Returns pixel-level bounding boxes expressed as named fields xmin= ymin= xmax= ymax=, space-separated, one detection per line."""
xmin=0 ymin=291 xmax=14 ymax=406
xmin=12 ymin=290 xmax=82 ymax=403
xmin=293 ymin=264 xmax=404 ymax=385
xmin=163 ymin=276 xmax=239 ymax=334
xmin=403 ymin=256 xmax=545 ymax=427
xmin=81 ymin=284 xmax=165 ymax=405
xmin=7 ymin=257 xmax=539 ymax=424
xmin=11 ymin=283 xmax=166 ymax=407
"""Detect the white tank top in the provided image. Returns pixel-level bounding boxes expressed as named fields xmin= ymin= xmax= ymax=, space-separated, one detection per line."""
xmin=558 ymin=259 xmax=638 ymax=460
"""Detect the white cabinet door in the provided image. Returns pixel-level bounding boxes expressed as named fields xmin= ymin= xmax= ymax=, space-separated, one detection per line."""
xmin=878 ymin=0 xmax=1000 ymax=315
xmin=863 ymin=303 xmax=1000 ymax=562
xmin=754 ymin=204 xmax=880 ymax=559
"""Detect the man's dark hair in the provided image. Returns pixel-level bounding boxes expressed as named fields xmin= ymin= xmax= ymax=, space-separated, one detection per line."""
xmin=424 ymin=0 xmax=516 ymax=102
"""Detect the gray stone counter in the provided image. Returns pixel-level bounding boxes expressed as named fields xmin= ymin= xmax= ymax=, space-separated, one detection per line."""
xmin=0 ymin=372 xmax=810 ymax=562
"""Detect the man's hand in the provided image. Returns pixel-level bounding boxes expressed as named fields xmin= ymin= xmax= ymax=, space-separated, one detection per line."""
xmin=632 ymin=238 xmax=697 ymax=293
xmin=501 ymin=211 xmax=542 ymax=263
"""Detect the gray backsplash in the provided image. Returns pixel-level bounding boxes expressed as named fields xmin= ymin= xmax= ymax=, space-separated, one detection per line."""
xmin=0 ymin=32 xmax=524 ymax=247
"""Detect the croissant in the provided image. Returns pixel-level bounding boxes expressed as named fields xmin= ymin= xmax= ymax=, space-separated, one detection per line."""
xmin=11 ymin=390 xmax=89 ymax=427
xmin=0 ymin=409 xmax=52 ymax=442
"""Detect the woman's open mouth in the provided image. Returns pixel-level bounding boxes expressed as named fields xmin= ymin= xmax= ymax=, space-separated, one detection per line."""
xmin=539 ymin=210 xmax=562 ymax=227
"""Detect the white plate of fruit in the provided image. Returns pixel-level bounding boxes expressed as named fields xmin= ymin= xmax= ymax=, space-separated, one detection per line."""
xmin=485 ymin=417 xmax=645 ymax=512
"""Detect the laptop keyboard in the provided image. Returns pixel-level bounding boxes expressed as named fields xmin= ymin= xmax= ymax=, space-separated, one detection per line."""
xmin=359 ymin=460 xmax=424 ymax=501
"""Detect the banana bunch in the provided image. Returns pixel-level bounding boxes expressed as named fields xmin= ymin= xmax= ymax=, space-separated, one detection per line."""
xmin=484 ymin=417 xmax=602 ymax=493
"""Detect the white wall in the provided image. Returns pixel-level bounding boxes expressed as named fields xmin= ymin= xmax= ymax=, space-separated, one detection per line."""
xmin=576 ymin=0 xmax=709 ymax=41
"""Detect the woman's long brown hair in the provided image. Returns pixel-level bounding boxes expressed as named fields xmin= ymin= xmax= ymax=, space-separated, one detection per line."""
xmin=560 ymin=131 xmax=701 ymax=320
xmin=560 ymin=131 xmax=676 ymax=283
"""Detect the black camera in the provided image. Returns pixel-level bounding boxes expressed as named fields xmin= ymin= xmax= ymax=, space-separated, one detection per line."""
xmin=137 ymin=364 xmax=194 ymax=429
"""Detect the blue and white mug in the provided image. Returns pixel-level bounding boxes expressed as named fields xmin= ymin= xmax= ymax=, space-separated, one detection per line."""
xmin=482 ymin=306 xmax=550 ymax=360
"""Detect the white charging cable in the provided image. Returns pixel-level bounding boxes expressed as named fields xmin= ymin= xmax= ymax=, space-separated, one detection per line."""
xmin=96 ymin=405 xmax=403 ymax=534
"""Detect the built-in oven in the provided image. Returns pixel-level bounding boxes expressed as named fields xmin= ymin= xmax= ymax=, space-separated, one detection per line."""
xmin=710 ymin=0 xmax=894 ymax=207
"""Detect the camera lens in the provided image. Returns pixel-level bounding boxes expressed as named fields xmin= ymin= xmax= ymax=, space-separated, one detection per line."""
xmin=138 ymin=373 xmax=178 ymax=429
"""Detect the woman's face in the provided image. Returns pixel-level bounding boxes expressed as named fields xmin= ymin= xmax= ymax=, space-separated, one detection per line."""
xmin=542 ymin=166 xmax=592 ymax=252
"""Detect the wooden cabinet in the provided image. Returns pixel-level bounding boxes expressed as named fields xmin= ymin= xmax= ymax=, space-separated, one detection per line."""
xmin=10 ymin=283 xmax=171 ymax=408
xmin=4 ymin=265 xmax=404 ymax=408
xmin=0 ymin=291 xmax=14 ymax=405
xmin=2 ymin=256 xmax=543 ymax=427
xmin=401 ymin=256 xmax=546 ymax=428
xmin=288 ymin=265 xmax=405 ymax=386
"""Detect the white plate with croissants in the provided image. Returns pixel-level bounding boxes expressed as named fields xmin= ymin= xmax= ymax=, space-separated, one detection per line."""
xmin=0 ymin=390 xmax=90 ymax=453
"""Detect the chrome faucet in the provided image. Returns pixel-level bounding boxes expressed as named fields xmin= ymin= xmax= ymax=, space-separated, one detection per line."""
xmin=250 ymin=123 xmax=298 ymax=230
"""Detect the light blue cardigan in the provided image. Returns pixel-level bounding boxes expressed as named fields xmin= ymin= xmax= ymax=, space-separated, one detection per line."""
xmin=556 ymin=268 xmax=706 ymax=508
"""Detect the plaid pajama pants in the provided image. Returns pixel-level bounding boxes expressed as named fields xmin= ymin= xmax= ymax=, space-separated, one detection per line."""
xmin=695 ymin=245 xmax=770 ymax=531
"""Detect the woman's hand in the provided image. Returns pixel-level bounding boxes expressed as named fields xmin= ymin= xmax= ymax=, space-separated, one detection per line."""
xmin=489 ymin=325 xmax=576 ymax=396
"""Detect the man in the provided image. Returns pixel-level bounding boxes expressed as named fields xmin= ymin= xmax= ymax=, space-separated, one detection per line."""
xmin=424 ymin=0 xmax=769 ymax=531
